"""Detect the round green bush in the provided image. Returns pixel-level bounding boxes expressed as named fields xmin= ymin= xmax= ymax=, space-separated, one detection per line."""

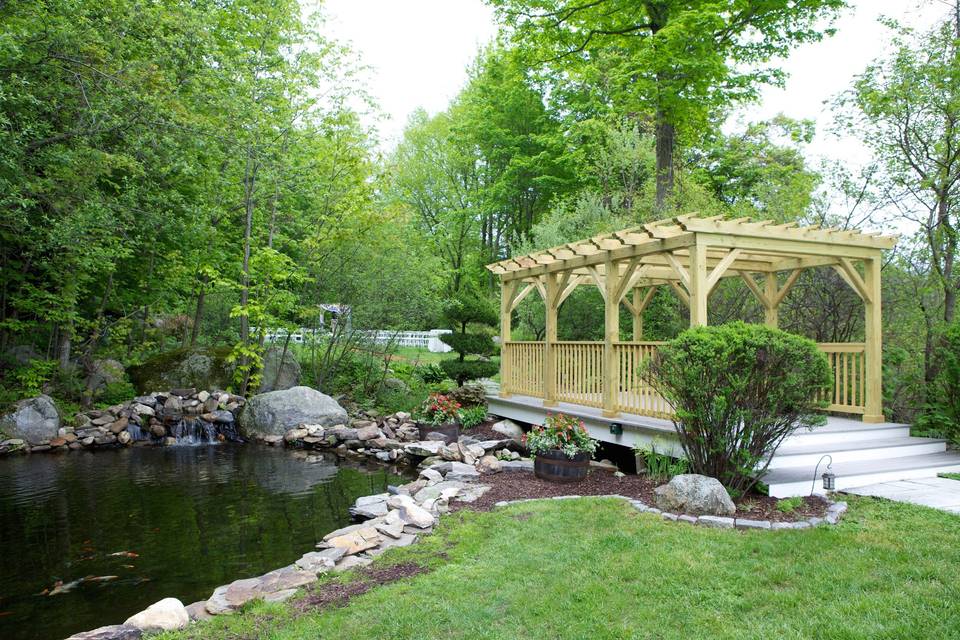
xmin=646 ymin=322 xmax=831 ymax=496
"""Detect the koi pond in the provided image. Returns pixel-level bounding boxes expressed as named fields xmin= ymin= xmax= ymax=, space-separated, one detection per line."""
xmin=0 ymin=444 xmax=407 ymax=640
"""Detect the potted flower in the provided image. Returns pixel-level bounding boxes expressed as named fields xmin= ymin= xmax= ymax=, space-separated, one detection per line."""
xmin=416 ymin=393 xmax=462 ymax=443
xmin=525 ymin=413 xmax=598 ymax=483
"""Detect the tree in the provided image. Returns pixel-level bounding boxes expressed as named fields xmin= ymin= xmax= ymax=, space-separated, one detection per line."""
xmin=439 ymin=295 xmax=500 ymax=386
xmin=488 ymin=0 xmax=846 ymax=209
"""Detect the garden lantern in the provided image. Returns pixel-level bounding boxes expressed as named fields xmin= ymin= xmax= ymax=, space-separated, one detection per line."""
xmin=822 ymin=470 xmax=836 ymax=491
xmin=609 ymin=422 xmax=623 ymax=436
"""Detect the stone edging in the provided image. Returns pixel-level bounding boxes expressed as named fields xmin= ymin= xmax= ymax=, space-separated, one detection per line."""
xmin=492 ymin=494 xmax=848 ymax=530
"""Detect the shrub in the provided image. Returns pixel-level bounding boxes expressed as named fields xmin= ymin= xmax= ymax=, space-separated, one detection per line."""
xmin=13 ymin=359 xmax=58 ymax=396
xmin=525 ymin=412 xmax=598 ymax=459
xmin=98 ymin=380 xmax=137 ymax=406
xmin=916 ymin=322 xmax=960 ymax=444
xmin=439 ymin=294 xmax=499 ymax=386
xmin=776 ymin=496 xmax=804 ymax=513
xmin=459 ymin=405 xmax=488 ymax=429
xmin=413 ymin=363 xmax=446 ymax=384
xmin=645 ymin=322 xmax=831 ymax=496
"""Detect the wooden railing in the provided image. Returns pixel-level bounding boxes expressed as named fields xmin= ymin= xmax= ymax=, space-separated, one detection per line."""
xmin=501 ymin=341 xmax=545 ymax=398
xmin=816 ymin=343 xmax=866 ymax=414
xmin=500 ymin=339 xmax=868 ymax=418
xmin=555 ymin=341 xmax=604 ymax=408
xmin=614 ymin=342 xmax=672 ymax=418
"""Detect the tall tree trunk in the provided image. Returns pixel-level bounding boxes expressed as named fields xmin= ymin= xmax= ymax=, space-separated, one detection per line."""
xmin=189 ymin=280 xmax=206 ymax=347
xmin=654 ymin=115 xmax=675 ymax=210
xmin=238 ymin=147 xmax=258 ymax=395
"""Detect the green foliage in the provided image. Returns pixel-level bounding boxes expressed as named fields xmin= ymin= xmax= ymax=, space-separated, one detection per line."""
xmin=646 ymin=322 xmax=831 ymax=495
xmin=916 ymin=323 xmax=960 ymax=444
xmin=459 ymin=406 xmax=489 ymax=429
xmin=439 ymin=333 xmax=495 ymax=357
xmin=13 ymin=359 xmax=58 ymax=396
xmin=97 ymin=380 xmax=138 ymax=407
xmin=413 ymin=363 xmax=446 ymax=385
xmin=439 ymin=360 xmax=499 ymax=387
xmin=635 ymin=441 xmax=688 ymax=480
xmin=526 ymin=413 xmax=598 ymax=459
xmin=776 ymin=496 xmax=804 ymax=514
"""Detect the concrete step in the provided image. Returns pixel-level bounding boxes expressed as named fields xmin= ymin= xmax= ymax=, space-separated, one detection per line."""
xmin=769 ymin=436 xmax=947 ymax=469
xmin=781 ymin=421 xmax=910 ymax=447
xmin=762 ymin=451 xmax=960 ymax=497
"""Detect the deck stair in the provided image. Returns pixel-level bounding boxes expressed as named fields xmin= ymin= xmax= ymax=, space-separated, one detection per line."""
xmin=763 ymin=418 xmax=960 ymax=497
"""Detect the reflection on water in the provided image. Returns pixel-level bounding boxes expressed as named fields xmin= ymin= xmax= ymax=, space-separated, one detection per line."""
xmin=0 ymin=445 xmax=407 ymax=640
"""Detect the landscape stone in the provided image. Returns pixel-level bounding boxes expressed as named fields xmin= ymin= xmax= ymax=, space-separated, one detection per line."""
xmin=387 ymin=494 xmax=436 ymax=528
xmin=653 ymin=474 xmax=736 ymax=516
xmin=238 ymin=386 xmax=348 ymax=438
xmin=123 ymin=597 xmax=189 ymax=632
xmin=491 ymin=419 xmax=525 ymax=441
xmin=258 ymin=346 xmax=302 ymax=393
xmin=0 ymin=395 xmax=60 ymax=445
xmin=735 ymin=518 xmax=772 ymax=530
xmin=697 ymin=515 xmax=735 ymax=529
xmin=326 ymin=527 xmax=381 ymax=555
xmin=65 ymin=625 xmax=142 ymax=640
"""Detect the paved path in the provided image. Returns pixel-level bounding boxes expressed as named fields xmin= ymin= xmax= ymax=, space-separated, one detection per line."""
xmin=843 ymin=477 xmax=960 ymax=514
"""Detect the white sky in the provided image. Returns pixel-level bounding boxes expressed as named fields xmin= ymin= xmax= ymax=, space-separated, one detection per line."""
xmin=321 ymin=0 xmax=947 ymax=171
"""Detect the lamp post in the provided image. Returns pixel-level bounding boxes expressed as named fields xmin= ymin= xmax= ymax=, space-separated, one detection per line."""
xmin=811 ymin=454 xmax=835 ymax=494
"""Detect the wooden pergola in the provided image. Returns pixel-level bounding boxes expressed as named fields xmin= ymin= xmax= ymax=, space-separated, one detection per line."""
xmin=487 ymin=214 xmax=898 ymax=423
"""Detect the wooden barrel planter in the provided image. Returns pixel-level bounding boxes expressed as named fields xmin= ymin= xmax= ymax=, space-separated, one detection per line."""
xmin=534 ymin=450 xmax=591 ymax=483
xmin=417 ymin=421 xmax=460 ymax=444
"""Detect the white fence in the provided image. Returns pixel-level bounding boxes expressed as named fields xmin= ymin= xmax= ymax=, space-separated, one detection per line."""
xmin=262 ymin=328 xmax=452 ymax=353
xmin=355 ymin=329 xmax=452 ymax=353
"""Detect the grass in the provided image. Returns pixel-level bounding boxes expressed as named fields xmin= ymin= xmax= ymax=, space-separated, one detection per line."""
xmin=158 ymin=496 xmax=960 ymax=640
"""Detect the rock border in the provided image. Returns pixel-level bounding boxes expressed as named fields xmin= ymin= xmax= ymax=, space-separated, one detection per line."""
xmin=491 ymin=494 xmax=848 ymax=530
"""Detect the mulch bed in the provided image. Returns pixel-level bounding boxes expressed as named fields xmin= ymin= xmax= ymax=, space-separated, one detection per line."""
xmin=453 ymin=469 xmax=829 ymax=523
xmin=297 ymin=562 xmax=427 ymax=612
xmin=460 ymin=419 xmax=508 ymax=442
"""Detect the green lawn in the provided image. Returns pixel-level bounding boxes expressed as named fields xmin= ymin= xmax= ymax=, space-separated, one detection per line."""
xmin=159 ymin=496 xmax=960 ymax=640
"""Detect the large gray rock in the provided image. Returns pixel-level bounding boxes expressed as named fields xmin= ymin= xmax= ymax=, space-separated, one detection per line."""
xmin=258 ymin=346 xmax=301 ymax=393
xmin=0 ymin=395 xmax=60 ymax=444
xmin=491 ymin=419 xmax=525 ymax=442
xmin=238 ymin=386 xmax=348 ymax=438
xmin=84 ymin=358 xmax=125 ymax=394
xmin=65 ymin=625 xmax=141 ymax=640
xmin=653 ymin=474 xmax=736 ymax=516
xmin=123 ymin=597 xmax=189 ymax=632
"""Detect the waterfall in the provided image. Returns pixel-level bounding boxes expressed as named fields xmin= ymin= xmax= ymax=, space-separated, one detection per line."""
xmin=125 ymin=422 xmax=149 ymax=442
xmin=164 ymin=416 xmax=242 ymax=446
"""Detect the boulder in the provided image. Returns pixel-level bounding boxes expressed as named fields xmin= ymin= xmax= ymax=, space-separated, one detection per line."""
xmin=491 ymin=419 xmax=525 ymax=442
xmin=653 ymin=474 xmax=736 ymax=516
xmin=124 ymin=597 xmax=189 ymax=632
xmin=84 ymin=358 xmax=126 ymax=394
xmin=387 ymin=494 xmax=435 ymax=529
xmin=382 ymin=377 xmax=410 ymax=394
xmin=65 ymin=625 xmax=142 ymax=640
xmin=404 ymin=441 xmax=443 ymax=457
xmin=355 ymin=424 xmax=382 ymax=441
xmin=4 ymin=344 xmax=41 ymax=366
xmin=128 ymin=347 xmax=235 ymax=394
xmin=478 ymin=455 xmax=502 ymax=474
xmin=0 ymin=395 xmax=60 ymax=444
xmin=238 ymin=386 xmax=348 ymax=438
xmin=258 ymin=346 xmax=301 ymax=393
xmin=185 ymin=601 xmax=213 ymax=621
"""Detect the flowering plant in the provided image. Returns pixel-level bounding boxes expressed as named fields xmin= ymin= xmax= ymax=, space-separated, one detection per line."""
xmin=524 ymin=413 xmax=598 ymax=459
xmin=419 ymin=393 xmax=462 ymax=426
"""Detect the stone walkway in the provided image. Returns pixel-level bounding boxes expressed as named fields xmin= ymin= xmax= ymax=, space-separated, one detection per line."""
xmin=843 ymin=477 xmax=960 ymax=514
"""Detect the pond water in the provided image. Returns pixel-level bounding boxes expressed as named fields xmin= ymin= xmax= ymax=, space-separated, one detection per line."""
xmin=0 ymin=445 xmax=408 ymax=640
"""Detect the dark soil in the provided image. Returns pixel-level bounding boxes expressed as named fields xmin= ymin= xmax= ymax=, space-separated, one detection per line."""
xmin=454 ymin=469 xmax=829 ymax=522
xmin=297 ymin=562 xmax=427 ymax=612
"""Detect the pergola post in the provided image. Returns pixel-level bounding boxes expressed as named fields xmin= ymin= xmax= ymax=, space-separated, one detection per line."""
xmin=499 ymin=279 xmax=515 ymax=398
xmin=688 ymin=242 xmax=708 ymax=327
xmin=602 ymin=259 xmax=620 ymax=417
xmin=764 ymin=273 xmax=779 ymax=328
xmin=632 ymin=288 xmax=643 ymax=340
xmin=543 ymin=273 xmax=559 ymax=407
xmin=863 ymin=256 xmax=883 ymax=423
